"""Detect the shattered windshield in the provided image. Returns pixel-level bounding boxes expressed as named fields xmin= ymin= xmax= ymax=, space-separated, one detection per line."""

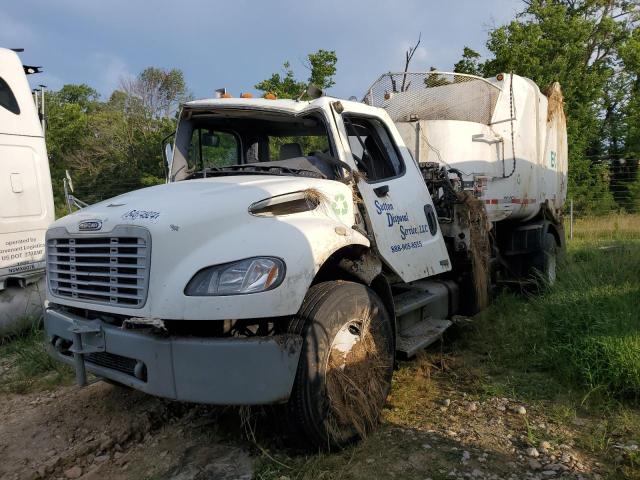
xmin=172 ymin=110 xmax=339 ymax=181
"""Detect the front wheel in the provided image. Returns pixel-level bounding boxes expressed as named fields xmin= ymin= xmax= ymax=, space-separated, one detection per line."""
xmin=285 ymin=281 xmax=394 ymax=450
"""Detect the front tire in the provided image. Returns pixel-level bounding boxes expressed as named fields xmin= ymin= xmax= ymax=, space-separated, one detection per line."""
xmin=285 ymin=281 xmax=394 ymax=450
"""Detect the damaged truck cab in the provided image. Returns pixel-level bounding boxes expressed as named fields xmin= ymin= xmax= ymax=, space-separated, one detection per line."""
xmin=44 ymin=73 xmax=567 ymax=449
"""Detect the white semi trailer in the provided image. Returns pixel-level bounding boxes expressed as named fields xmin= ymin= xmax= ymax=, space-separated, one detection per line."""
xmin=44 ymin=72 xmax=566 ymax=448
xmin=0 ymin=48 xmax=54 ymax=336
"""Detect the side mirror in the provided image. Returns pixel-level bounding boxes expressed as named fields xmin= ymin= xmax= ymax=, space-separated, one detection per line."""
xmin=65 ymin=169 xmax=74 ymax=192
xmin=164 ymin=143 xmax=173 ymax=168
xmin=161 ymin=132 xmax=175 ymax=182
xmin=306 ymin=84 xmax=324 ymax=99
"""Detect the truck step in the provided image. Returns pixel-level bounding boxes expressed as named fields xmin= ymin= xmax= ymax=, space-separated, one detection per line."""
xmin=393 ymin=288 xmax=436 ymax=317
xmin=396 ymin=318 xmax=452 ymax=358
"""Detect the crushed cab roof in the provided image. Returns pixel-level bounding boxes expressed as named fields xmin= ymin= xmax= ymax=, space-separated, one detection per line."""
xmin=183 ymin=96 xmax=340 ymax=114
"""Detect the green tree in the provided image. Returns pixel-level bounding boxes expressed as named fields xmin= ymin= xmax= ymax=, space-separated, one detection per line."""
xmin=45 ymin=85 xmax=101 ymax=213
xmin=620 ymin=24 xmax=640 ymax=157
xmin=618 ymin=25 xmax=640 ymax=212
xmin=254 ymin=61 xmax=306 ymax=99
xmin=44 ymin=67 xmax=188 ymax=214
xmin=120 ymin=67 xmax=189 ymax=119
xmin=51 ymin=84 xmax=99 ymax=112
xmin=453 ymin=47 xmax=483 ymax=76
xmin=255 ymin=49 xmax=338 ymax=98
xmin=306 ymin=49 xmax=338 ymax=90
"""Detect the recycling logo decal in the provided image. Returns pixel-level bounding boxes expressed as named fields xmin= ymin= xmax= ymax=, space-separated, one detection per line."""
xmin=332 ymin=194 xmax=348 ymax=216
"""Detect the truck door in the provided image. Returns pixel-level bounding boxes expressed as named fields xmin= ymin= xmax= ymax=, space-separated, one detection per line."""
xmin=333 ymin=103 xmax=451 ymax=282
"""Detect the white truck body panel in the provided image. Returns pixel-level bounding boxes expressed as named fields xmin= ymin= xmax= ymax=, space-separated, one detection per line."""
xmin=0 ymin=48 xmax=54 ymax=286
xmin=371 ymin=73 xmax=568 ymax=223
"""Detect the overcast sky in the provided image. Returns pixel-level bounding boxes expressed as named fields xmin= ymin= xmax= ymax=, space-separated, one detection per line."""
xmin=2 ymin=0 xmax=523 ymax=100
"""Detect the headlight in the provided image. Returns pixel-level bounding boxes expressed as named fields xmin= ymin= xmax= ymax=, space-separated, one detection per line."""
xmin=184 ymin=257 xmax=285 ymax=296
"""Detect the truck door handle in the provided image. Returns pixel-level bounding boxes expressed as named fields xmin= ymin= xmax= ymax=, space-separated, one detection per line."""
xmin=424 ymin=204 xmax=438 ymax=235
xmin=373 ymin=185 xmax=389 ymax=197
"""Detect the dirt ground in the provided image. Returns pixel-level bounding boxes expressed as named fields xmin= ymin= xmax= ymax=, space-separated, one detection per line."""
xmin=0 ymin=359 xmax=618 ymax=480
xmin=0 ymin=381 xmax=253 ymax=480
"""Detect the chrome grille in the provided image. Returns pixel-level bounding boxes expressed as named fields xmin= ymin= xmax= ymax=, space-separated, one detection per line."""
xmin=47 ymin=227 xmax=150 ymax=308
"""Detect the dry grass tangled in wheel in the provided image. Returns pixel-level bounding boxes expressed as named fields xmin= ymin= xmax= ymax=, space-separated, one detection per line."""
xmin=325 ymin=306 xmax=391 ymax=443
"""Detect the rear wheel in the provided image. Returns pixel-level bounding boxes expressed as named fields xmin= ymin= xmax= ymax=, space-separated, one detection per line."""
xmin=285 ymin=281 xmax=394 ymax=450
xmin=532 ymin=232 xmax=557 ymax=285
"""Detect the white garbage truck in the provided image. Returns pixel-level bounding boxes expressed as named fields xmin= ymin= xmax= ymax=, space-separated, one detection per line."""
xmin=44 ymin=71 xmax=566 ymax=448
xmin=0 ymin=48 xmax=54 ymax=336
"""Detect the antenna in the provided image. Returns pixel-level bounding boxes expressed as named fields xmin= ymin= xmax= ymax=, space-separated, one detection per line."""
xmin=12 ymin=47 xmax=48 ymax=138
xmin=10 ymin=48 xmax=44 ymax=75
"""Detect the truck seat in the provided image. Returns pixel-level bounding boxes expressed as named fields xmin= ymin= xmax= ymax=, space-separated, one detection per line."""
xmin=279 ymin=143 xmax=303 ymax=160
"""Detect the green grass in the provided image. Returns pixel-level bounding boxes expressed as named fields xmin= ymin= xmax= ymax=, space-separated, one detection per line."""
xmin=467 ymin=239 xmax=640 ymax=401
xmin=0 ymin=327 xmax=73 ymax=394
xmin=568 ymin=213 xmax=640 ymax=243
xmin=459 ymin=216 xmax=640 ymax=478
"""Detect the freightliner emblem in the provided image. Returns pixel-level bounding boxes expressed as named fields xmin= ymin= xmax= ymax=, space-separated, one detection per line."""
xmin=78 ymin=219 xmax=103 ymax=231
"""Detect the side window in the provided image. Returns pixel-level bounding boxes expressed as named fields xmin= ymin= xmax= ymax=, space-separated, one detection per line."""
xmin=188 ymin=129 xmax=239 ymax=170
xmin=0 ymin=77 xmax=20 ymax=115
xmin=344 ymin=116 xmax=403 ymax=182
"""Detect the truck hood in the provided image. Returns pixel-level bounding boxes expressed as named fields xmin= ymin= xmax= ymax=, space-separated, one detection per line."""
xmin=53 ymin=175 xmax=347 ymax=234
xmin=46 ymin=174 xmax=366 ymax=320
